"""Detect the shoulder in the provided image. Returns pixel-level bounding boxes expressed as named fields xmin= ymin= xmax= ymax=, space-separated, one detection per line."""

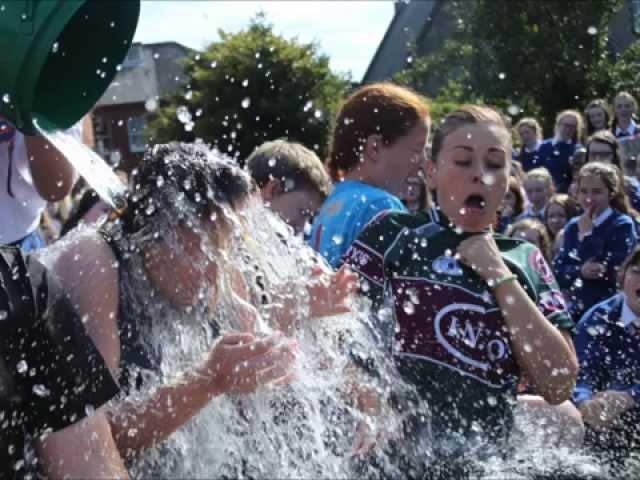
xmin=610 ymin=210 xmax=636 ymax=227
xmin=577 ymin=294 xmax=623 ymax=329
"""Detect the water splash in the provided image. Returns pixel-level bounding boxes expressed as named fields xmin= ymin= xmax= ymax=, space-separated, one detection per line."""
xmin=34 ymin=119 xmax=127 ymax=210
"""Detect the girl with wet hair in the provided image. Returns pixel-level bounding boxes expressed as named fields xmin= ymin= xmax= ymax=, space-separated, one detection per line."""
xmin=344 ymin=106 xmax=579 ymax=477
xmin=41 ymin=142 xmax=356 ymax=470
xmin=554 ymin=162 xmax=638 ymax=321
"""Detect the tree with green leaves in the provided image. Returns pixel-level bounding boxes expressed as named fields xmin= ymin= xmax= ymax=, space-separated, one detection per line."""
xmin=396 ymin=0 xmax=625 ymax=132
xmin=147 ymin=14 xmax=350 ymax=164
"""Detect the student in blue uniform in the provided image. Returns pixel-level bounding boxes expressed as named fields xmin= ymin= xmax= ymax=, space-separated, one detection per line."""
xmin=584 ymin=99 xmax=611 ymax=137
xmin=308 ymin=82 xmax=430 ymax=268
xmin=611 ymin=92 xmax=640 ymax=139
xmin=515 ymin=118 xmax=543 ymax=171
xmin=573 ymin=246 xmax=640 ymax=473
xmin=519 ymin=167 xmax=554 ymax=222
xmin=536 ymin=110 xmax=584 ymax=193
xmin=345 ymin=106 xmax=579 ymax=478
xmin=554 ymin=162 xmax=638 ymax=321
xmin=585 ymin=130 xmax=640 ymax=213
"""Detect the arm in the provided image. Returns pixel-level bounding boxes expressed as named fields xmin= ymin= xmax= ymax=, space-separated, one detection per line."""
xmin=37 ymin=411 xmax=128 ymax=479
xmin=52 ymin=237 xmax=296 ymax=457
xmin=459 ymin=235 xmax=578 ymax=405
xmin=109 ymin=332 xmax=295 ymax=456
xmin=25 ymin=134 xmax=76 ymax=202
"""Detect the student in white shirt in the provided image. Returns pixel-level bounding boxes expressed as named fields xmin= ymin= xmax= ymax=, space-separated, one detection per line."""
xmin=0 ymin=115 xmax=81 ymax=250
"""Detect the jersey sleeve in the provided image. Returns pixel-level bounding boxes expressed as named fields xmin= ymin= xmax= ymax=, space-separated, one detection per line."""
xmin=521 ymin=244 xmax=574 ymax=332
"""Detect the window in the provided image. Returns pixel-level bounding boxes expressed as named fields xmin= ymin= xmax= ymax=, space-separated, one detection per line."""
xmin=127 ymin=116 xmax=146 ymax=153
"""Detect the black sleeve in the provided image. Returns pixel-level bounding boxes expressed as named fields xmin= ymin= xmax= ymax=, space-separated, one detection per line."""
xmin=9 ymin=255 xmax=120 ymax=437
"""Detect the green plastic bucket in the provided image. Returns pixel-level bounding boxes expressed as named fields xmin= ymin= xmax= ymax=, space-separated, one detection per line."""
xmin=0 ymin=0 xmax=140 ymax=133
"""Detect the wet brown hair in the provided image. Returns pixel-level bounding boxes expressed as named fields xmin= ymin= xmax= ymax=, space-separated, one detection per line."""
xmin=327 ymin=82 xmax=430 ymax=180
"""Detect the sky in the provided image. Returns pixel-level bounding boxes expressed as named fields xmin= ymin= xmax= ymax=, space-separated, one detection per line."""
xmin=133 ymin=1 xmax=395 ymax=82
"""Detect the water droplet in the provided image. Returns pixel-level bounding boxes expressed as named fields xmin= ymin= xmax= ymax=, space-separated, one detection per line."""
xmin=498 ymin=72 xmax=506 ymax=80
xmin=303 ymin=100 xmax=313 ymax=112
xmin=241 ymin=97 xmax=251 ymax=109
xmin=523 ymin=343 xmax=533 ymax=353
xmin=176 ymin=105 xmax=191 ymax=124
xmin=267 ymin=157 xmax=277 ymax=167
xmin=487 ymin=395 xmax=498 ymax=407
xmin=331 ymin=234 xmax=344 ymax=246
xmin=505 ymin=295 xmax=515 ymax=305
xmin=587 ymin=26 xmax=598 ymax=35
xmin=195 ymin=108 xmax=203 ymax=117
xmin=51 ymin=42 xmax=59 ymax=53
xmin=184 ymin=90 xmax=193 ymax=100
xmin=210 ymin=61 xmax=218 ymax=68
xmin=314 ymin=109 xmax=323 ymax=119
xmin=117 ymin=119 xmax=124 ymax=127
xmin=101 ymin=56 xmax=108 ymax=64
xmin=84 ymin=404 xmax=95 ymax=416
xmin=420 ymin=238 xmax=428 ymax=248
xmin=2 ymin=93 xmax=10 ymax=104
xmin=403 ymin=301 xmax=416 ymax=315
xmin=0 ymin=310 xmax=6 ymax=320
xmin=145 ymin=97 xmax=158 ymax=112
xmin=16 ymin=360 xmax=27 ymax=373
xmin=303 ymin=221 xmax=312 ymax=236
xmin=145 ymin=203 xmax=156 ymax=216
xmin=481 ymin=173 xmax=496 ymax=185
xmin=242 ymin=79 xmax=249 ymax=87
xmin=459 ymin=207 xmax=467 ymax=215
xmin=32 ymin=384 xmax=50 ymax=397
xmin=507 ymin=105 xmax=520 ymax=116
xmin=184 ymin=121 xmax=195 ymax=132
xmin=445 ymin=249 xmax=453 ymax=257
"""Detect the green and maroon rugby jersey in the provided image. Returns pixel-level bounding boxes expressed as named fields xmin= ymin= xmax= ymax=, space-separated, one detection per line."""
xmin=343 ymin=208 xmax=573 ymax=439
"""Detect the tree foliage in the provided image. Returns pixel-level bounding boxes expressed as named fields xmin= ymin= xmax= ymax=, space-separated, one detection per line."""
xmin=396 ymin=0 xmax=627 ymax=132
xmin=147 ymin=14 xmax=350 ymax=164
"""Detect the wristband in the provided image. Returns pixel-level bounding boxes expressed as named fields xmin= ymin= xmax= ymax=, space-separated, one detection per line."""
xmin=490 ymin=273 xmax=518 ymax=289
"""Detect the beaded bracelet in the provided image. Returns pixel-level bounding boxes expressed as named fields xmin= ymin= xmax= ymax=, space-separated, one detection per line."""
xmin=490 ymin=273 xmax=518 ymax=289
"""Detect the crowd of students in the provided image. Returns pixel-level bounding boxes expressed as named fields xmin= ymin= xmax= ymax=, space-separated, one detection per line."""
xmin=1 ymin=83 xmax=639 ymax=479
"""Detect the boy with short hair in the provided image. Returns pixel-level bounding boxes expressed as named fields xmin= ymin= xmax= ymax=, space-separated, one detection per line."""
xmin=246 ymin=139 xmax=331 ymax=235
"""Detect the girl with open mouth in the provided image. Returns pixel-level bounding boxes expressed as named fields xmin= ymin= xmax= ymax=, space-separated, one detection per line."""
xmin=343 ymin=106 xmax=580 ymax=478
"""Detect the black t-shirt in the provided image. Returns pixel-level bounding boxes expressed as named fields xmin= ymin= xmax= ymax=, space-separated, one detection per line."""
xmin=0 ymin=247 xmax=119 ymax=478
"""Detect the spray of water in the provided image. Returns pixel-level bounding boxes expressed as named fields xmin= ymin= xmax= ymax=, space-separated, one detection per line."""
xmin=33 ymin=140 xmax=633 ymax=478
xmin=34 ymin=120 xmax=127 ymax=210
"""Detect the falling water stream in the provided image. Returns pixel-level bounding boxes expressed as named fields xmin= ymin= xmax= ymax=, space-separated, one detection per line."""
xmin=34 ymin=136 xmax=637 ymax=479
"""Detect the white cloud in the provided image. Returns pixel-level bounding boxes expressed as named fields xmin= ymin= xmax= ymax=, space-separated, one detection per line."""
xmin=134 ymin=1 xmax=393 ymax=81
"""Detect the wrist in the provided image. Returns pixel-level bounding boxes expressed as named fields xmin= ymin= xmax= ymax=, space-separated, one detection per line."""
xmin=488 ymin=271 xmax=517 ymax=290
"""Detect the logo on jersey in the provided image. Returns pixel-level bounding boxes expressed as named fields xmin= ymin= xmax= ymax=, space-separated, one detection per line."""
xmin=432 ymin=255 xmax=463 ymax=276
xmin=538 ymin=289 xmax=567 ymax=316
xmin=528 ymin=249 xmax=554 ymax=284
xmin=392 ymin=278 xmax=519 ymax=387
